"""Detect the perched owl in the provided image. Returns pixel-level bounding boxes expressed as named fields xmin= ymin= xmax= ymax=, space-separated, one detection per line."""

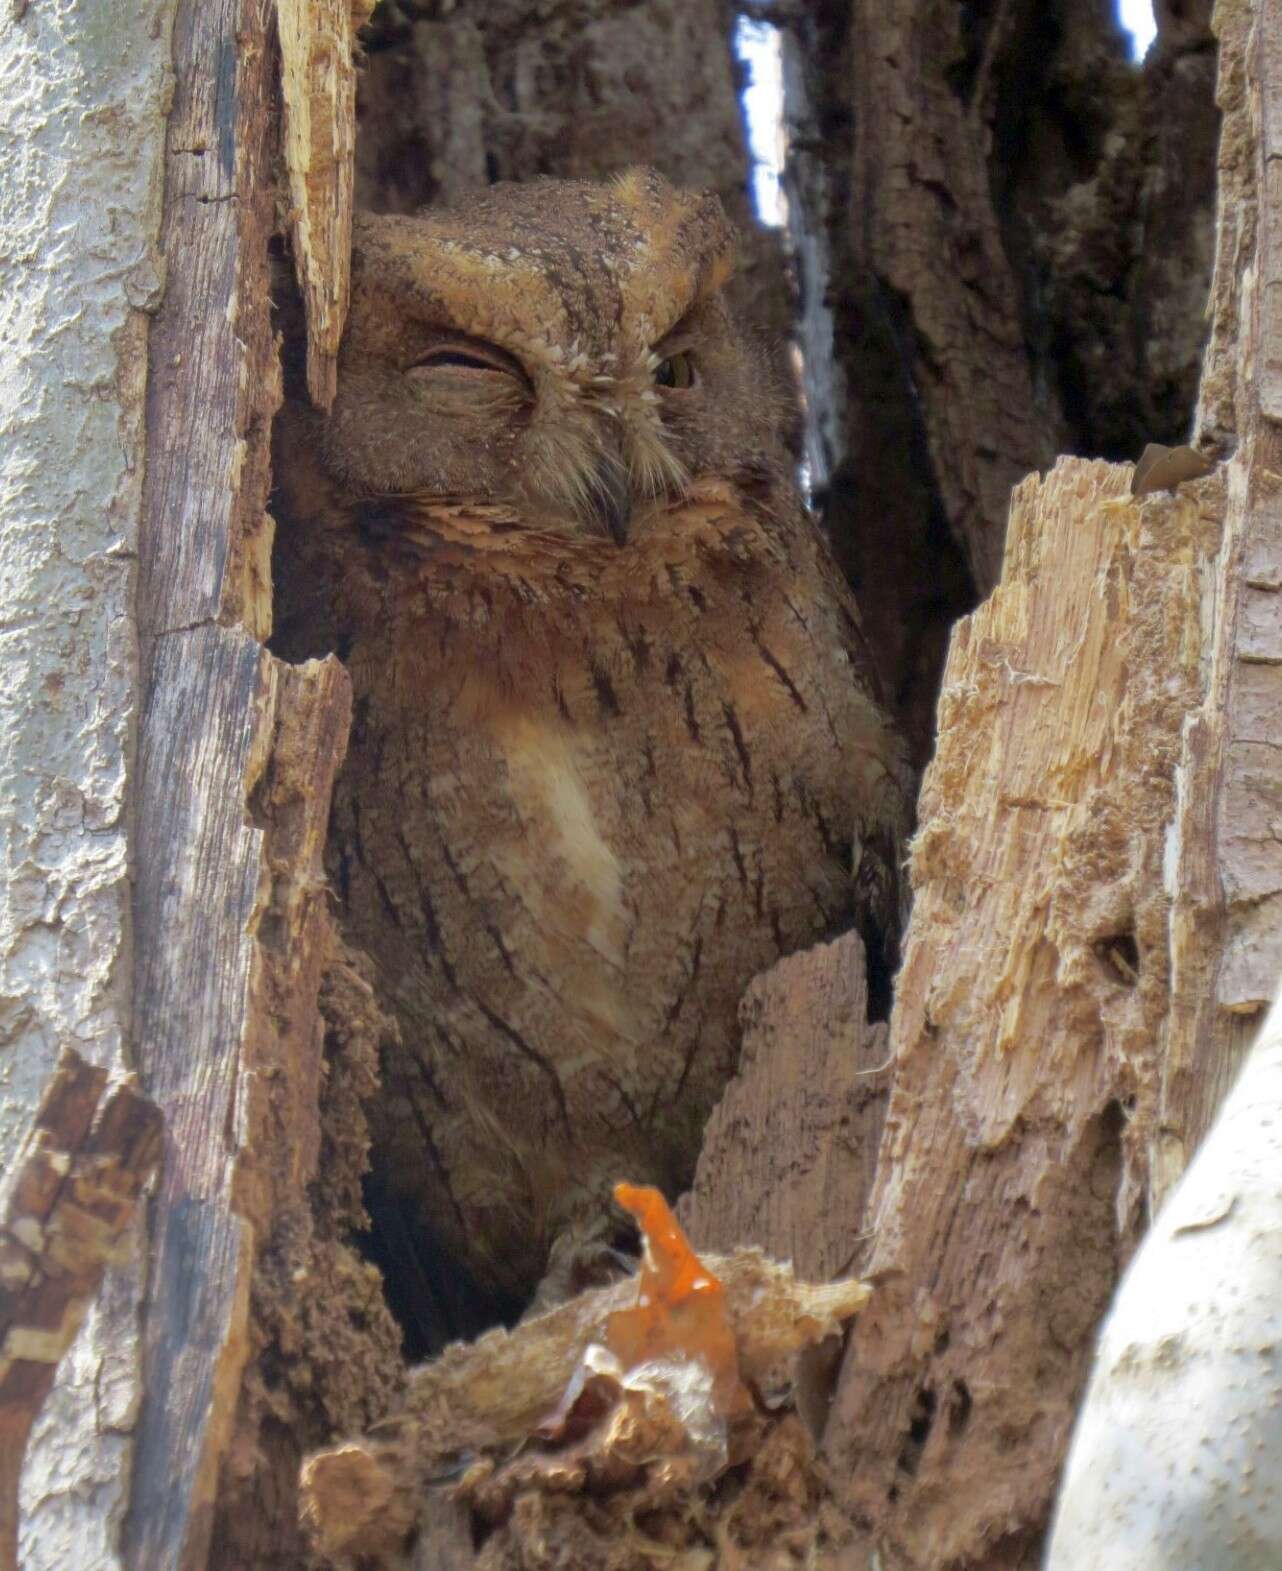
xmin=274 ymin=171 xmax=910 ymax=1348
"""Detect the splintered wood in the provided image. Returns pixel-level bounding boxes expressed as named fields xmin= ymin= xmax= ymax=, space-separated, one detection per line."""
xmin=0 ymin=1051 xmax=161 ymax=1571
xmin=277 ymin=0 xmax=372 ymax=408
xmin=825 ymin=457 xmax=1225 ymax=1565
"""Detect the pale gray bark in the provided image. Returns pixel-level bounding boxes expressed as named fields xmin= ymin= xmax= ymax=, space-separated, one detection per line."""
xmin=1046 ymin=988 xmax=1282 ymax=1569
xmin=0 ymin=1 xmax=176 ymax=1564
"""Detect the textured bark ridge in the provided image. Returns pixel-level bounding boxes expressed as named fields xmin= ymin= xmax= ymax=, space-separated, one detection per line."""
xmin=780 ymin=0 xmax=1219 ymax=761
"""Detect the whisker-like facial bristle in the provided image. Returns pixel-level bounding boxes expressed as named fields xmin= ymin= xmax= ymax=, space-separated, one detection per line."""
xmin=526 ymin=417 xmax=610 ymax=520
xmin=627 ymin=422 xmax=688 ymax=500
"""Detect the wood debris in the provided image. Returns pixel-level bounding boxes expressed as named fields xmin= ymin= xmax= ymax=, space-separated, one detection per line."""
xmin=300 ymin=1187 xmax=869 ymax=1568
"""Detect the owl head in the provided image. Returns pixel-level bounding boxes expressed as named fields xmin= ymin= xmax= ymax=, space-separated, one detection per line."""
xmin=319 ymin=170 xmax=791 ymax=543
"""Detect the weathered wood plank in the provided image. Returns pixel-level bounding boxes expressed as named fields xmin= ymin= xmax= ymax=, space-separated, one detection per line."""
xmin=138 ymin=0 xmax=279 ymax=643
xmin=126 ymin=0 xmax=287 ymax=1565
xmin=129 ymin=632 xmax=359 ymax=1571
xmin=126 ymin=628 xmax=266 ymax=1571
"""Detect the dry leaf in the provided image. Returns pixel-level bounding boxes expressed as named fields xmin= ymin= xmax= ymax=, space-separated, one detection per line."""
xmin=1131 ymin=442 xmax=1215 ymax=496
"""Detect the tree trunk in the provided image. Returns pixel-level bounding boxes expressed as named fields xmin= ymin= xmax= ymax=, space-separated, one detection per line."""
xmin=0 ymin=4 xmax=172 ymax=1566
xmin=2 ymin=1 xmax=1268 ymax=1568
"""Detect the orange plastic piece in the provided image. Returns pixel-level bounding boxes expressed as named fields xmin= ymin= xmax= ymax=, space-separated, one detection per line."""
xmin=606 ymin=1182 xmax=746 ymax=1412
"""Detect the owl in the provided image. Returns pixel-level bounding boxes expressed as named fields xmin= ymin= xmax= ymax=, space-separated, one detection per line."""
xmin=273 ymin=171 xmax=910 ymax=1349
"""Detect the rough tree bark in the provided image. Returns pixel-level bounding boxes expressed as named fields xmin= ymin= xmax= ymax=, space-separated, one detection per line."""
xmin=1 ymin=0 xmax=1260 ymax=1568
xmin=0 ymin=5 xmax=172 ymax=1567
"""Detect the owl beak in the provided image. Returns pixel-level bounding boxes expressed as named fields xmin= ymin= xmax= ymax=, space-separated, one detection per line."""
xmin=594 ymin=457 xmax=632 ymax=546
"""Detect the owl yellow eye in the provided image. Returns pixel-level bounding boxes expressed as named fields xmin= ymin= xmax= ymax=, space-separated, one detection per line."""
xmin=654 ymin=351 xmax=697 ymax=390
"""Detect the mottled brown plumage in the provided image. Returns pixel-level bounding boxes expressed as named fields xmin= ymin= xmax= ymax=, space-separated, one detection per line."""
xmin=273 ymin=172 xmax=909 ymax=1340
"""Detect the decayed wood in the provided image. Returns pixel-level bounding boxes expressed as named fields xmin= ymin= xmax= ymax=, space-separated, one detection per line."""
xmin=129 ymin=0 xmax=378 ymax=1563
xmin=207 ymin=657 xmax=411 ymax=1571
xmin=681 ymin=931 xmax=888 ymax=1283
xmin=233 ymin=656 xmax=352 ymax=1234
xmin=137 ymin=0 xmax=279 ymax=645
xmin=823 ymin=457 xmax=1225 ymax=1566
xmin=128 ymin=625 xmax=268 ymax=1571
xmin=0 ymin=1051 xmax=161 ymax=1571
xmin=278 ymin=0 xmax=372 ymax=409
xmin=129 ymin=639 xmax=361 ymax=1571
xmin=1159 ymin=0 xmax=1282 ymax=1191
